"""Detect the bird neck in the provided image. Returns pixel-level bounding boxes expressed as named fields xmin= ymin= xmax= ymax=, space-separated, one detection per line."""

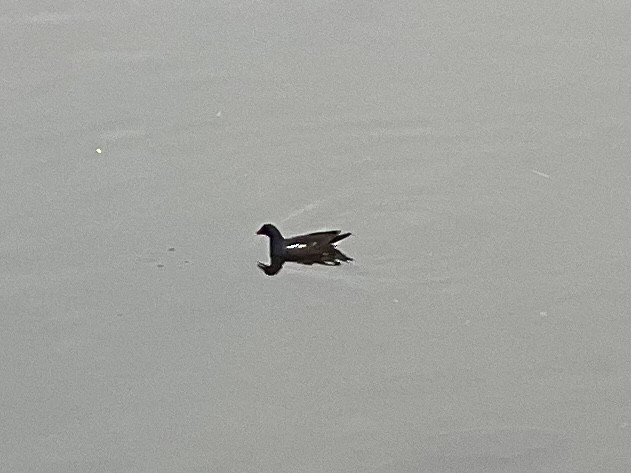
xmin=269 ymin=237 xmax=285 ymax=257
xmin=265 ymin=227 xmax=284 ymax=256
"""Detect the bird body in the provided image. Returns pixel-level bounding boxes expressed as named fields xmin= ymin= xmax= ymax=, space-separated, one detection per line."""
xmin=256 ymin=223 xmax=353 ymax=275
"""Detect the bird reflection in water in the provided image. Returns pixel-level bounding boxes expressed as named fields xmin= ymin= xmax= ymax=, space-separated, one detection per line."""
xmin=256 ymin=223 xmax=353 ymax=276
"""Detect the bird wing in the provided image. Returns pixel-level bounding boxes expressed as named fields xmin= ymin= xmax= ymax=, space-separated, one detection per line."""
xmin=282 ymin=230 xmax=352 ymax=263
xmin=284 ymin=230 xmax=345 ymax=247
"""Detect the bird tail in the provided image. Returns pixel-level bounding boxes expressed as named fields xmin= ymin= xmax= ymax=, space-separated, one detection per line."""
xmin=333 ymin=248 xmax=353 ymax=262
xmin=331 ymin=232 xmax=351 ymax=244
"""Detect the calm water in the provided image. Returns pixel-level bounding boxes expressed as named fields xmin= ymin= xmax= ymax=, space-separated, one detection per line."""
xmin=1 ymin=1 xmax=629 ymax=472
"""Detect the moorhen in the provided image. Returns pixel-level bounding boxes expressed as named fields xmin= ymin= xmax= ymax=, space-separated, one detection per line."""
xmin=256 ymin=223 xmax=353 ymax=275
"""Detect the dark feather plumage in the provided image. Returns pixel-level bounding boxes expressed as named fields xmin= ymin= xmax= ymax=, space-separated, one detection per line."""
xmin=256 ymin=223 xmax=353 ymax=275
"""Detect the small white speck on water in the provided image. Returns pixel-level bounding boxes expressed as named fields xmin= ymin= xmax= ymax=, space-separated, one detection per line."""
xmin=530 ymin=169 xmax=550 ymax=179
xmin=216 ymin=110 xmax=222 ymax=117
xmin=540 ymin=311 xmax=548 ymax=317
xmin=96 ymin=148 xmax=102 ymax=154
xmin=392 ymin=298 xmax=399 ymax=303
xmin=464 ymin=319 xmax=471 ymax=326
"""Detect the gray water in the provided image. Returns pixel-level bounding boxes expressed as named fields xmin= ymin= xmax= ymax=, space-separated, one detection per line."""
xmin=1 ymin=1 xmax=629 ymax=472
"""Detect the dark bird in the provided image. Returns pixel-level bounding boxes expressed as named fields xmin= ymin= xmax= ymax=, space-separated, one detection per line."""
xmin=256 ymin=223 xmax=353 ymax=275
